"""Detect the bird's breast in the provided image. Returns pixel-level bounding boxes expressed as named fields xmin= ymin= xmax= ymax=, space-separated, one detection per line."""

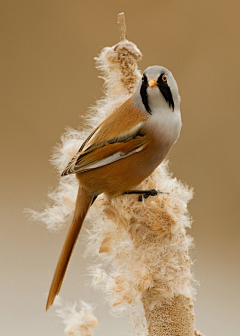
xmin=146 ymin=107 xmax=181 ymax=152
xmin=78 ymin=108 xmax=181 ymax=196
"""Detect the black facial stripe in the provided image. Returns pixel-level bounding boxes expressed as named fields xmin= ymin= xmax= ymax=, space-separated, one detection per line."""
xmin=159 ymin=86 xmax=175 ymax=111
xmin=140 ymin=74 xmax=151 ymax=114
xmin=157 ymin=74 xmax=175 ymax=111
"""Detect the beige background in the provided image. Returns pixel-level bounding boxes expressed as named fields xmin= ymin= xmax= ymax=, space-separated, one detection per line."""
xmin=1 ymin=1 xmax=240 ymax=335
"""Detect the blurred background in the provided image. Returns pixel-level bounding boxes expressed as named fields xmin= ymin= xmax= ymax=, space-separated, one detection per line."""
xmin=1 ymin=1 xmax=240 ymax=335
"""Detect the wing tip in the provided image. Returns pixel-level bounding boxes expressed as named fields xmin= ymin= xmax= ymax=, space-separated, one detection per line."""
xmin=61 ymin=170 xmax=67 ymax=177
xmin=61 ymin=168 xmax=74 ymax=177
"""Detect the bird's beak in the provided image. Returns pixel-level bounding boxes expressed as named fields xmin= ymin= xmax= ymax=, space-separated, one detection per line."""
xmin=148 ymin=79 xmax=157 ymax=87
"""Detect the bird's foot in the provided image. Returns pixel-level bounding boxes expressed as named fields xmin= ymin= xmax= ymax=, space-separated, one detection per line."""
xmin=123 ymin=189 xmax=168 ymax=202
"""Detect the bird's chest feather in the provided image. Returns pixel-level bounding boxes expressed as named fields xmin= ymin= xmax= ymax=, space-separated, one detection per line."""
xmin=146 ymin=107 xmax=182 ymax=154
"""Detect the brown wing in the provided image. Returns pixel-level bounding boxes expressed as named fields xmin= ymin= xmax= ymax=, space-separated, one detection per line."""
xmin=62 ymin=96 xmax=147 ymax=176
xmin=61 ymin=125 xmax=100 ymax=176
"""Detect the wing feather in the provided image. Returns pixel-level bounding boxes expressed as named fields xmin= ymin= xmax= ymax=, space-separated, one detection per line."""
xmin=62 ymin=126 xmax=147 ymax=175
xmin=61 ymin=97 xmax=148 ymax=176
xmin=61 ymin=126 xmax=100 ymax=176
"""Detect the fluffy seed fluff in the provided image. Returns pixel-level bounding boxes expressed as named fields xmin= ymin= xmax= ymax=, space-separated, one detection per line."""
xmin=28 ymin=39 xmax=203 ymax=336
xmin=55 ymin=298 xmax=98 ymax=336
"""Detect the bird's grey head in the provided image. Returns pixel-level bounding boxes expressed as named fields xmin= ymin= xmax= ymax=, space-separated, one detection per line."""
xmin=134 ymin=65 xmax=180 ymax=114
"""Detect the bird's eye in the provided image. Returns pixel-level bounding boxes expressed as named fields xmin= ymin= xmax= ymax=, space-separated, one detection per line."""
xmin=162 ymin=75 xmax=167 ymax=82
xmin=142 ymin=74 xmax=147 ymax=82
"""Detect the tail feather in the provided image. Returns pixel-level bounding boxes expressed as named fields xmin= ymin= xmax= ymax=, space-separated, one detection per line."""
xmin=46 ymin=186 xmax=93 ymax=311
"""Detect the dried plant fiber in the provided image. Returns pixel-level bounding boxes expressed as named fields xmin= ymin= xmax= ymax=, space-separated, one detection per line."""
xmin=28 ymin=37 xmax=203 ymax=336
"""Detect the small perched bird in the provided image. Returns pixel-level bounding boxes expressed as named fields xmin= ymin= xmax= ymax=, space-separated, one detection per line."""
xmin=46 ymin=65 xmax=182 ymax=310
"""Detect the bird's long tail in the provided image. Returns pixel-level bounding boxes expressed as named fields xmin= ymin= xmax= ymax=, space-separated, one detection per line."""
xmin=46 ymin=186 xmax=93 ymax=311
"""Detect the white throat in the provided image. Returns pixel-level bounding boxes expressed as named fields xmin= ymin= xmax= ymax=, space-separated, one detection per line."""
xmin=148 ymin=86 xmax=173 ymax=112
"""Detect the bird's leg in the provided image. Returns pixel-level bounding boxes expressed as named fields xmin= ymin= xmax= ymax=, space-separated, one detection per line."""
xmin=123 ymin=189 xmax=168 ymax=202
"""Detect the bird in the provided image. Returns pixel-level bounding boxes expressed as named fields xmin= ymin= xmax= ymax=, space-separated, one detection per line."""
xmin=46 ymin=65 xmax=182 ymax=310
